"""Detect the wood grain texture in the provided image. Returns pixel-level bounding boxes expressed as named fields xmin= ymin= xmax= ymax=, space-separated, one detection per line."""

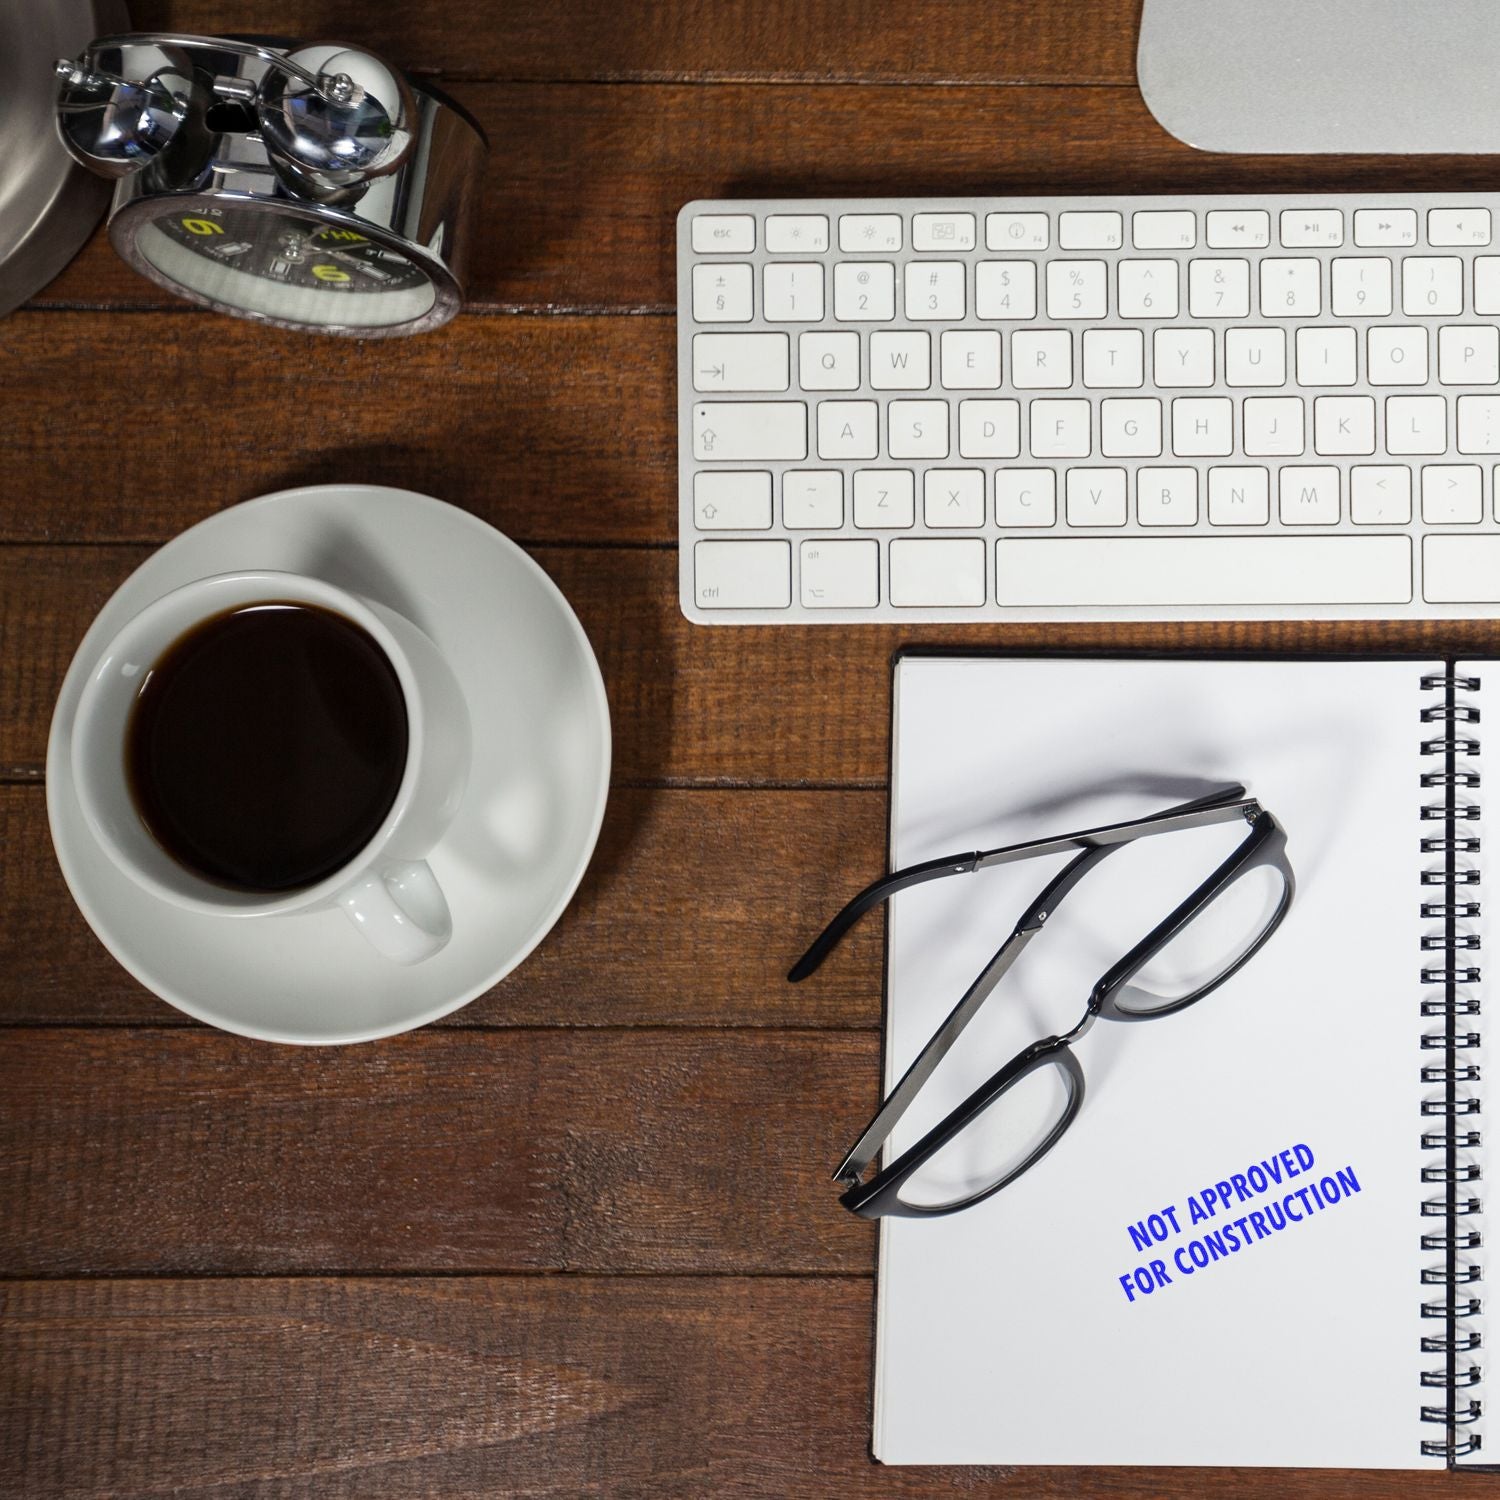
xmin=32 ymin=83 xmax=1498 ymax=314
xmin=6 ymin=542 xmax=1498 ymax=788
xmin=124 ymin=0 xmax=1141 ymax=83
xmin=0 ymin=785 xmax=887 ymax=1027
xmin=0 ymin=1028 xmax=873 ymax=1275
xmin=0 ymin=1277 xmax=1478 ymax=1500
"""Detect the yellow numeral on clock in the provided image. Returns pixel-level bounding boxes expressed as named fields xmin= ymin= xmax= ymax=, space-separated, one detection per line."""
xmin=312 ymin=264 xmax=351 ymax=282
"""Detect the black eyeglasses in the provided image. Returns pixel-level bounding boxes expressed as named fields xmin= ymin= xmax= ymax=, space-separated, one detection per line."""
xmin=789 ymin=785 xmax=1295 ymax=1220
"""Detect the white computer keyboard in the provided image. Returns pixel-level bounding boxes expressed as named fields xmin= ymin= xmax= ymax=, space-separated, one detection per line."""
xmin=677 ymin=192 xmax=1500 ymax=624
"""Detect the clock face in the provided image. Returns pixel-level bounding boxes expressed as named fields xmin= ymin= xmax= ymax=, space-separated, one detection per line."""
xmin=134 ymin=203 xmax=440 ymax=330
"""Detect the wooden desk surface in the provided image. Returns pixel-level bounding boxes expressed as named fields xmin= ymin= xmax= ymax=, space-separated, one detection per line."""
xmin=5 ymin=2 xmax=1500 ymax=1494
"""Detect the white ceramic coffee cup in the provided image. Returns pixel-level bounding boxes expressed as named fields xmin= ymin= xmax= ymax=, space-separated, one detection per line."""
xmin=70 ymin=570 xmax=471 ymax=964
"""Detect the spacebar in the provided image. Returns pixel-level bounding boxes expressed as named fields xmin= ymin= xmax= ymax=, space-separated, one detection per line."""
xmin=995 ymin=536 xmax=1413 ymax=607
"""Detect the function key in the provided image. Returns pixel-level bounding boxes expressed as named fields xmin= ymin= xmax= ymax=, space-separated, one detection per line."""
xmin=912 ymin=212 xmax=977 ymax=251
xmin=1429 ymin=207 xmax=1492 ymax=247
xmin=1131 ymin=210 xmax=1196 ymax=249
xmin=1059 ymin=210 xmax=1124 ymax=249
xmin=1280 ymin=209 xmax=1344 ymax=247
xmin=839 ymin=213 xmax=903 ymax=252
xmin=691 ymin=214 xmax=756 ymax=254
xmin=765 ymin=214 xmax=830 ymax=253
xmin=1205 ymin=210 xmax=1270 ymax=248
xmin=986 ymin=211 xmax=1049 ymax=250
xmin=1353 ymin=208 xmax=1418 ymax=247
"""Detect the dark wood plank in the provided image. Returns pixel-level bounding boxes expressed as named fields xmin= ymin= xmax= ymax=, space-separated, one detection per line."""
xmin=0 ymin=314 xmax=674 ymax=547
xmin=115 ymin=0 xmax=1142 ymax=84
xmin=2 ymin=543 xmax=1490 ymax=790
xmin=0 ymin=1028 xmax=872 ymax=1275
xmin=0 ymin=1276 xmax=1469 ymax=1499
xmin=31 ymin=83 xmax=1495 ymax=314
xmin=0 ymin=785 xmax=886 ymax=1027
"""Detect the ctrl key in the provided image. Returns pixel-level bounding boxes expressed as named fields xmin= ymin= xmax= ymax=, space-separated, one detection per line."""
xmin=694 ymin=540 xmax=791 ymax=610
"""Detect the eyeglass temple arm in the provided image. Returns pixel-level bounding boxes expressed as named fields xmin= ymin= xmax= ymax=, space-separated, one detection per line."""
xmin=833 ymin=843 xmax=1110 ymax=1185
xmin=790 ymin=783 xmax=1253 ymax=983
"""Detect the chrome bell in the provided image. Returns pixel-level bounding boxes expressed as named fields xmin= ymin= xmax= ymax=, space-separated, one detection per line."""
xmin=53 ymin=42 xmax=195 ymax=177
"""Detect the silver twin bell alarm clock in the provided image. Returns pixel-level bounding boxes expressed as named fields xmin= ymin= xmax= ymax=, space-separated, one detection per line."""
xmin=54 ymin=33 xmax=486 ymax=336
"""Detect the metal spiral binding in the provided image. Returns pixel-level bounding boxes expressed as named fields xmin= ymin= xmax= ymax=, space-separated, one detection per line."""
xmin=1419 ymin=672 xmax=1484 ymax=1462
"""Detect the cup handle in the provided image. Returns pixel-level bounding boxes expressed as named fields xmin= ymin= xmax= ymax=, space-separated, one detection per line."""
xmin=336 ymin=860 xmax=452 ymax=964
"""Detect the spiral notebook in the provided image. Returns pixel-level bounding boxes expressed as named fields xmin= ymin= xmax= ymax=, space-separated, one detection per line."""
xmin=873 ymin=654 xmax=1491 ymax=1469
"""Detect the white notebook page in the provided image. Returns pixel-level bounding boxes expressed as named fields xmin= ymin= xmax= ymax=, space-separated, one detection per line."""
xmin=875 ymin=657 xmax=1434 ymax=1467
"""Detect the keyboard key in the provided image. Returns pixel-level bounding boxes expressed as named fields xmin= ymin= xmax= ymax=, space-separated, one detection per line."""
xmin=1243 ymin=396 xmax=1305 ymax=456
xmin=1260 ymin=258 xmax=1321 ymax=317
xmin=1206 ymin=210 xmax=1270 ymax=248
xmin=924 ymin=469 xmax=986 ymax=527
xmin=833 ymin=261 xmax=896 ymax=320
xmin=1426 ymin=535 xmax=1500 ymax=601
xmin=1438 ymin=326 xmax=1500 ymax=385
xmin=1131 ymin=211 xmax=1196 ymax=249
xmin=1030 ymin=398 xmax=1091 ymax=458
xmin=799 ymin=330 xmax=861 ymax=391
xmin=1046 ymin=259 xmax=1108 ymax=319
xmin=975 ymin=260 xmax=1037 ymax=319
xmin=1059 ymin=211 xmax=1123 ymax=249
xmin=765 ymin=214 xmax=829 ymax=253
xmin=839 ymin=214 xmax=902 ymax=252
xmin=1368 ymin=327 xmax=1427 ymax=385
xmin=1314 ymin=395 xmax=1376 ymax=455
xmin=912 ymin=212 xmax=976 ymax=251
xmin=691 ymin=332 xmax=790 ymax=392
xmin=904 ymin=261 xmax=965 ymax=320
xmin=1476 ymin=258 xmax=1500 ymax=314
xmin=783 ymin=470 xmax=843 ymax=529
xmin=888 ymin=400 xmax=950 ymax=458
xmin=1403 ymin=257 xmax=1463 ymax=315
xmin=816 ymin=400 xmax=878 ymax=459
xmin=694 ymin=471 xmax=773 ymax=529
xmin=1118 ymin=260 xmax=1178 ymax=318
xmin=1280 ymin=209 xmax=1343 ymax=247
xmin=994 ymin=536 xmax=1411 ymax=606
xmin=1082 ymin=329 xmax=1144 ymax=389
xmin=1012 ymin=329 xmax=1072 ymax=389
xmin=940 ymin=330 xmax=1002 ymax=389
xmin=1154 ymin=328 xmax=1214 ymax=387
xmin=800 ymin=539 xmax=878 ymax=608
xmin=958 ymin=399 xmax=1021 ymax=458
xmin=1209 ymin=466 xmax=1270 ymax=525
xmin=1136 ymin=467 xmax=1198 ymax=525
xmin=995 ymin=468 xmax=1057 ymax=526
xmin=853 ymin=469 xmax=916 ymax=528
xmin=1278 ymin=466 xmax=1340 ymax=524
xmin=694 ymin=401 xmax=806 ymax=461
xmin=1225 ymin=327 xmax=1286 ymax=387
xmin=1100 ymin=397 xmax=1162 ymax=457
xmin=1296 ymin=327 xmax=1357 ymax=387
xmin=1353 ymin=209 xmax=1418 ymax=247
xmin=763 ymin=263 xmax=823 ymax=322
xmin=1422 ymin=464 xmax=1483 ymax=523
xmin=1188 ymin=258 xmax=1249 ymax=318
xmin=1429 ymin=208 xmax=1491 ymax=247
xmin=1065 ymin=468 xmax=1128 ymax=526
xmin=691 ymin=214 xmax=755 ymax=253
xmin=1458 ymin=395 xmax=1500 ymax=453
xmin=986 ymin=212 xmax=1049 ymax=250
xmin=869 ymin=330 xmax=931 ymax=390
xmin=890 ymin=538 xmax=986 ymax=606
xmin=1171 ymin=396 xmax=1233 ymax=456
xmin=1350 ymin=465 xmax=1412 ymax=524
xmin=1387 ymin=395 xmax=1448 ymax=455
xmin=694 ymin=540 xmax=791 ymax=609
xmin=1331 ymin=257 xmax=1392 ymax=316
xmin=692 ymin=263 xmax=753 ymax=322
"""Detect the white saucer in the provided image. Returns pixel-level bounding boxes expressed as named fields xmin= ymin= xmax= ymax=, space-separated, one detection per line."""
xmin=46 ymin=485 xmax=611 ymax=1045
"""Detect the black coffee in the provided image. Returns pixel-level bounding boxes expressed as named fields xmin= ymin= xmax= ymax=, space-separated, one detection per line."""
xmin=126 ymin=602 xmax=409 ymax=892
